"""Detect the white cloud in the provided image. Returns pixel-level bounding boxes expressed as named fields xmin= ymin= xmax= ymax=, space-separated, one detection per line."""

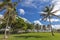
xmin=19 ymin=9 xmax=25 ymax=15
xmin=34 ymin=20 xmax=42 ymax=25
xmin=0 ymin=14 xmax=4 ymax=24
xmin=52 ymin=0 xmax=60 ymax=15
xmin=51 ymin=19 xmax=60 ymax=22
xmin=40 ymin=0 xmax=50 ymax=2
xmin=0 ymin=14 xmax=4 ymax=19
xmin=39 ymin=18 xmax=60 ymax=29
xmin=22 ymin=18 xmax=27 ymax=21
xmin=24 ymin=0 xmax=33 ymax=5
xmin=0 ymin=1 xmax=3 ymax=4
xmin=22 ymin=0 xmax=37 ymax=8
xmin=21 ymin=0 xmax=50 ymax=8
xmin=22 ymin=17 xmax=31 ymax=24
xmin=49 ymin=0 xmax=60 ymax=29
xmin=47 ymin=18 xmax=60 ymax=22
xmin=34 ymin=19 xmax=60 ymax=29
xmin=44 ymin=18 xmax=60 ymax=29
xmin=18 ymin=16 xmax=31 ymax=24
xmin=52 ymin=25 xmax=60 ymax=29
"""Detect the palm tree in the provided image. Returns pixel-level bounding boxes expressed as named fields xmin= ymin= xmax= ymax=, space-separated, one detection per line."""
xmin=0 ymin=0 xmax=20 ymax=39
xmin=40 ymin=4 xmax=60 ymax=36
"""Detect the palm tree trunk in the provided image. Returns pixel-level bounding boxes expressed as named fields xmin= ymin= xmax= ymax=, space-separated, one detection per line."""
xmin=4 ymin=12 xmax=10 ymax=39
xmin=4 ymin=19 xmax=9 ymax=39
xmin=49 ymin=18 xmax=54 ymax=36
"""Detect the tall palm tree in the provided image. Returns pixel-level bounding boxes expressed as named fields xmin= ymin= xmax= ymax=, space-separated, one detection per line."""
xmin=40 ymin=4 xmax=60 ymax=36
xmin=0 ymin=0 xmax=20 ymax=39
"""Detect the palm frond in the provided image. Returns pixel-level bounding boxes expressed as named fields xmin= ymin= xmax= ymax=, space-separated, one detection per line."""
xmin=0 ymin=2 xmax=5 ymax=9
xmin=51 ymin=14 xmax=60 ymax=18
xmin=0 ymin=7 xmax=6 ymax=12
xmin=40 ymin=13 xmax=47 ymax=17
xmin=50 ymin=4 xmax=55 ymax=11
xmin=51 ymin=10 xmax=60 ymax=14
xmin=41 ymin=15 xmax=48 ymax=21
xmin=13 ymin=2 xmax=18 ymax=6
xmin=43 ymin=6 xmax=49 ymax=12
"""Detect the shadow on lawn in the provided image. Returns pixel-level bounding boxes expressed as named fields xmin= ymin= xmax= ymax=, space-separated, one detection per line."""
xmin=14 ymin=35 xmax=48 ymax=39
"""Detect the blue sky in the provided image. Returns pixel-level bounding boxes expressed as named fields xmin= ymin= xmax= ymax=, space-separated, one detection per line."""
xmin=16 ymin=0 xmax=60 ymax=29
xmin=17 ymin=0 xmax=52 ymax=22
xmin=0 ymin=0 xmax=60 ymax=29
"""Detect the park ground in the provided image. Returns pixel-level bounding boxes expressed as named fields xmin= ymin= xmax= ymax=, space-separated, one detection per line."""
xmin=0 ymin=32 xmax=60 ymax=40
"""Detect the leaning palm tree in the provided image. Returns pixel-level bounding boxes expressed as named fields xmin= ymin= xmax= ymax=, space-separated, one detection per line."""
xmin=40 ymin=4 xmax=60 ymax=36
xmin=0 ymin=0 xmax=20 ymax=39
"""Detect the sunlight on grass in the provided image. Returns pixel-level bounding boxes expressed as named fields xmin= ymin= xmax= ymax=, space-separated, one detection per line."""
xmin=0 ymin=33 xmax=60 ymax=40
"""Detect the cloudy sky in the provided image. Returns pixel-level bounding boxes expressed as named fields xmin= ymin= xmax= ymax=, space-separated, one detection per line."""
xmin=17 ymin=0 xmax=52 ymax=22
xmin=0 ymin=0 xmax=60 ymax=29
xmin=18 ymin=0 xmax=60 ymax=29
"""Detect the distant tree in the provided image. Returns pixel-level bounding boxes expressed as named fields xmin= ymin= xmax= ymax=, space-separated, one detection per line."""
xmin=26 ymin=23 xmax=34 ymax=30
xmin=47 ymin=24 xmax=51 ymax=30
xmin=35 ymin=24 xmax=40 ymax=32
xmin=25 ymin=23 xmax=34 ymax=32
xmin=57 ymin=29 xmax=60 ymax=32
xmin=11 ymin=17 xmax=27 ymax=32
xmin=43 ymin=25 xmax=46 ymax=30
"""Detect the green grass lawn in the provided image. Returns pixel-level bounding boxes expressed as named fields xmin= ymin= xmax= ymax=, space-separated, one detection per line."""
xmin=0 ymin=32 xmax=60 ymax=40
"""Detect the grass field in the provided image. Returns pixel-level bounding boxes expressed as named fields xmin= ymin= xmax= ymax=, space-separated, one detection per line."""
xmin=0 ymin=32 xmax=60 ymax=40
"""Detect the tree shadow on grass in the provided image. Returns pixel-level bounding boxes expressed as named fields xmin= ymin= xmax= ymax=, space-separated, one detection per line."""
xmin=14 ymin=35 xmax=48 ymax=39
